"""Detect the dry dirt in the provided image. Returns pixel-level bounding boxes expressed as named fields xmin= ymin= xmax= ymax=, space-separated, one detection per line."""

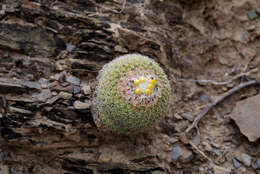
xmin=0 ymin=0 xmax=260 ymax=174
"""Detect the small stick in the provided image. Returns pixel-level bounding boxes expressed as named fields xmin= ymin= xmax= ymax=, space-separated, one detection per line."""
xmin=185 ymin=80 xmax=260 ymax=133
xmin=178 ymin=68 xmax=258 ymax=86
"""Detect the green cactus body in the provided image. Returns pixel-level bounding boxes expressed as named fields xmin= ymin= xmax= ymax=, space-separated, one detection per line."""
xmin=97 ymin=54 xmax=171 ymax=134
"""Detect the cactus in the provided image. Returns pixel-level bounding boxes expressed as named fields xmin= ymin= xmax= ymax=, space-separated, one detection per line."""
xmin=97 ymin=53 xmax=171 ymax=134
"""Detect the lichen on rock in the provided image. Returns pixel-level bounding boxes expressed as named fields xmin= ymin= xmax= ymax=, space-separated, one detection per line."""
xmin=96 ymin=53 xmax=171 ymax=134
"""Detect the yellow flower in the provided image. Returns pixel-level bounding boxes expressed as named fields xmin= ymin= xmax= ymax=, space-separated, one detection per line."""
xmin=140 ymin=77 xmax=146 ymax=82
xmin=149 ymin=78 xmax=156 ymax=84
xmin=147 ymin=84 xmax=153 ymax=90
xmin=134 ymin=79 xmax=140 ymax=86
xmin=145 ymin=89 xmax=151 ymax=95
xmin=135 ymin=88 xmax=141 ymax=95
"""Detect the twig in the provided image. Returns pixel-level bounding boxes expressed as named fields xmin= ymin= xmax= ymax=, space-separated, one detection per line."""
xmin=178 ymin=68 xmax=258 ymax=86
xmin=189 ymin=140 xmax=213 ymax=162
xmin=185 ymin=80 xmax=260 ymax=133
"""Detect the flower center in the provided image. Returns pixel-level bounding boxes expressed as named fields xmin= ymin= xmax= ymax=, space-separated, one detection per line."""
xmin=134 ymin=76 xmax=156 ymax=96
xmin=116 ymin=67 xmax=162 ymax=107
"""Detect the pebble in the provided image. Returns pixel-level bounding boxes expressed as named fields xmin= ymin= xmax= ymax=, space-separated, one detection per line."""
xmin=73 ymin=100 xmax=91 ymax=110
xmin=180 ymin=147 xmax=193 ymax=163
xmin=252 ymin=159 xmax=260 ymax=169
xmin=236 ymin=153 xmax=252 ymax=166
xmin=232 ymin=158 xmax=242 ymax=168
xmin=59 ymin=92 xmax=72 ymax=100
xmin=54 ymin=72 xmax=65 ymax=82
xmin=81 ymin=85 xmax=91 ymax=95
xmin=170 ymin=146 xmax=183 ymax=161
xmin=24 ymin=81 xmax=41 ymax=89
xmin=169 ymin=137 xmax=178 ymax=144
xmin=46 ymin=95 xmax=60 ymax=104
xmin=191 ymin=134 xmax=200 ymax=145
xmin=9 ymin=106 xmax=33 ymax=115
xmin=66 ymin=75 xmax=80 ymax=86
xmin=248 ymin=10 xmax=258 ymax=20
xmin=38 ymin=78 xmax=49 ymax=88
xmin=73 ymin=85 xmax=81 ymax=94
xmin=66 ymin=43 xmax=76 ymax=52
xmin=26 ymin=74 xmax=34 ymax=81
xmin=181 ymin=112 xmax=194 ymax=121
xmin=256 ymin=8 xmax=260 ymax=16
xmin=213 ymin=166 xmax=230 ymax=174
xmin=200 ymin=94 xmax=208 ymax=102
xmin=35 ymin=89 xmax=52 ymax=102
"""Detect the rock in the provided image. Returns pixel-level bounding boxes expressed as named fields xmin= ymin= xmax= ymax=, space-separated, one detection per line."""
xmin=150 ymin=171 xmax=165 ymax=174
xmin=252 ymin=159 xmax=260 ymax=169
xmin=56 ymin=60 xmax=68 ymax=71
xmin=180 ymin=147 xmax=193 ymax=163
xmin=9 ymin=106 xmax=33 ymax=115
xmin=181 ymin=112 xmax=194 ymax=121
xmin=66 ymin=75 xmax=80 ymax=86
xmin=169 ymin=137 xmax=178 ymax=144
xmin=23 ymin=81 xmax=41 ymax=89
xmin=170 ymin=146 xmax=183 ymax=161
xmin=236 ymin=153 xmax=252 ymax=167
xmin=53 ymin=84 xmax=74 ymax=93
xmin=46 ymin=95 xmax=60 ymax=104
xmin=73 ymin=100 xmax=91 ymax=110
xmin=34 ymin=89 xmax=52 ymax=102
xmin=81 ymin=84 xmax=91 ymax=95
xmin=213 ymin=165 xmax=230 ymax=174
xmin=200 ymin=94 xmax=208 ymax=102
xmin=232 ymin=158 xmax=241 ymax=168
xmin=59 ymin=92 xmax=72 ymax=100
xmin=230 ymin=94 xmax=260 ymax=142
xmin=54 ymin=72 xmax=66 ymax=82
xmin=66 ymin=43 xmax=76 ymax=52
xmin=191 ymin=135 xmax=200 ymax=146
xmin=248 ymin=10 xmax=258 ymax=20
xmin=38 ymin=78 xmax=49 ymax=88
xmin=256 ymin=8 xmax=260 ymax=16
xmin=73 ymin=85 xmax=81 ymax=94
xmin=25 ymin=74 xmax=34 ymax=81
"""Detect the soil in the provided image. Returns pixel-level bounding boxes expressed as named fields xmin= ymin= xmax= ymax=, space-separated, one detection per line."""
xmin=0 ymin=0 xmax=260 ymax=174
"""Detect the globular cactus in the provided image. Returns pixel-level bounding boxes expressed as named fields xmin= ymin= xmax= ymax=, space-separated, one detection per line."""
xmin=97 ymin=54 xmax=171 ymax=134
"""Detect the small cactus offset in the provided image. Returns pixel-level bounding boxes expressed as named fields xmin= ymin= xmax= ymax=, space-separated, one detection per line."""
xmin=97 ymin=53 xmax=171 ymax=134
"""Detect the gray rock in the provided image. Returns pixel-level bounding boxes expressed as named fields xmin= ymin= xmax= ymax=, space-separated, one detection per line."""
xmin=191 ymin=134 xmax=200 ymax=145
xmin=59 ymin=92 xmax=72 ymax=100
xmin=252 ymin=159 xmax=260 ymax=169
xmin=236 ymin=153 xmax=252 ymax=166
xmin=46 ymin=95 xmax=60 ymax=104
xmin=82 ymin=85 xmax=91 ymax=95
xmin=66 ymin=43 xmax=76 ymax=52
xmin=54 ymin=72 xmax=66 ymax=82
xmin=26 ymin=74 xmax=34 ymax=81
xmin=73 ymin=100 xmax=91 ymax=110
xmin=35 ymin=89 xmax=52 ymax=102
xmin=38 ymin=78 xmax=49 ymax=88
xmin=200 ymin=94 xmax=208 ymax=102
xmin=256 ymin=8 xmax=260 ymax=16
xmin=9 ymin=106 xmax=33 ymax=115
xmin=73 ymin=85 xmax=81 ymax=94
xmin=66 ymin=75 xmax=80 ymax=86
xmin=248 ymin=10 xmax=258 ymax=20
xmin=233 ymin=158 xmax=241 ymax=168
xmin=213 ymin=166 xmax=230 ymax=174
xmin=24 ymin=81 xmax=41 ymax=89
xmin=170 ymin=146 xmax=183 ymax=161
xmin=181 ymin=112 xmax=194 ymax=121
xmin=169 ymin=137 xmax=178 ymax=144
